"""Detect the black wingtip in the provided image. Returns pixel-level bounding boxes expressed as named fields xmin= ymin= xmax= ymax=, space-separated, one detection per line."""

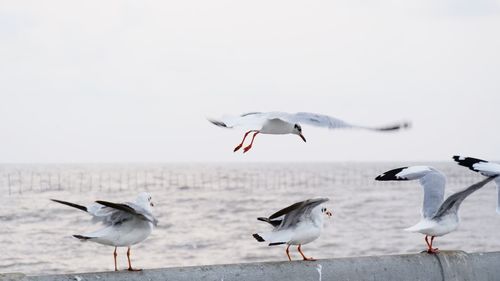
xmin=73 ymin=234 xmax=91 ymax=240
xmin=207 ymin=118 xmax=228 ymax=128
xmin=375 ymin=167 xmax=409 ymax=181
xmin=253 ymin=233 xmax=265 ymax=242
xmin=376 ymin=121 xmax=412 ymax=132
xmin=453 ymin=155 xmax=487 ymax=172
xmin=268 ymin=242 xmax=286 ymax=246
xmin=257 ymin=217 xmax=268 ymax=222
xmin=50 ymin=199 xmax=87 ymax=212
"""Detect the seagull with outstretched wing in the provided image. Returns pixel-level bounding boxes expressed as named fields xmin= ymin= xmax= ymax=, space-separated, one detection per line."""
xmin=208 ymin=112 xmax=411 ymax=153
xmin=376 ymin=166 xmax=496 ymax=253
xmin=252 ymin=198 xmax=332 ymax=261
xmin=51 ymin=192 xmax=157 ymax=271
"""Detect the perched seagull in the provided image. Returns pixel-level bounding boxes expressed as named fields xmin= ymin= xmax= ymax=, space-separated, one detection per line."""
xmin=375 ymin=166 xmax=496 ymax=254
xmin=208 ymin=112 xmax=411 ymax=153
xmin=453 ymin=155 xmax=500 ymax=214
xmin=252 ymin=198 xmax=333 ymax=261
xmin=51 ymin=192 xmax=158 ymax=271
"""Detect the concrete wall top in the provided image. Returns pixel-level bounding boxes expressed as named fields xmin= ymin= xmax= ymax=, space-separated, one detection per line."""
xmin=2 ymin=251 xmax=499 ymax=281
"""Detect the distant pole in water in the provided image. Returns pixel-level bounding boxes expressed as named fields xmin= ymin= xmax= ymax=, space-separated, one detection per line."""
xmin=7 ymin=173 xmax=11 ymax=196
xmin=30 ymin=172 xmax=34 ymax=191
xmin=18 ymin=170 xmax=22 ymax=195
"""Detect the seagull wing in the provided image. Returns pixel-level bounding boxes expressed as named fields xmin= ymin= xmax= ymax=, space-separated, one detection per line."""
xmin=432 ymin=176 xmax=497 ymax=219
xmin=51 ymin=199 xmax=134 ymax=226
xmin=280 ymin=112 xmax=410 ymax=131
xmin=95 ymin=201 xmax=158 ymax=226
xmin=208 ymin=112 xmax=271 ymax=129
xmin=376 ymin=166 xmax=446 ymax=218
xmin=270 ymin=198 xmax=329 ymax=230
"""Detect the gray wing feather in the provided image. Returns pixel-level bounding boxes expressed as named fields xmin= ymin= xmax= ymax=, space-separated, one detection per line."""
xmin=419 ymin=170 xmax=446 ymax=218
xmin=95 ymin=201 xmax=158 ymax=226
xmin=281 ymin=112 xmax=410 ymax=131
xmin=432 ymin=176 xmax=497 ymax=219
xmin=282 ymin=112 xmax=352 ymax=129
xmin=274 ymin=198 xmax=329 ymax=230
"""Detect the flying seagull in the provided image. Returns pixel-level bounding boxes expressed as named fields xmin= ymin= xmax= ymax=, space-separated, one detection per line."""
xmin=208 ymin=112 xmax=410 ymax=153
xmin=252 ymin=198 xmax=333 ymax=261
xmin=453 ymin=155 xmax=500 ymax=214
xmin=51 ymin=192 xmax=158 ymax=271
xmin=375 ymin=166 xmax=496 ymax=253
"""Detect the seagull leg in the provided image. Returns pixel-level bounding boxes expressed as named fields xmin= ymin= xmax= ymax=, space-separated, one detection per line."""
xmin=298 ymin=244 xmax=315 ymax=261
xmin=286 ymin=245 xmax=292 ymax=261
xmin=127 ymin=247 xmax=142 ymax=271
xmin=243 ymin=131 xmax=259 ymax=153
xmin=234 ymin=130 xmax=255 ymax=152
xmin=113 ymin=247 xmax=118 ymax=271
xmin=429 ymin=236 xmax=439 ymax=254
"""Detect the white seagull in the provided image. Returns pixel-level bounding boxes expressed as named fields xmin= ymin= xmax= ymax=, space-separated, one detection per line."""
xmin=453 ymin=155 xmax=500 ymax=214
xmin=208 ymin=112 xmax=411 ymax=153
xmin=252 ymin=198 xmax=333 ymax=261
xmin=375 ymin=166 xmax=496 ymax=253
xmin=51 ymin=192 xmax=158 ymax=271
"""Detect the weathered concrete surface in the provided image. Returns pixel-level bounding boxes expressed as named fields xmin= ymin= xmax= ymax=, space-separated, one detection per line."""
xmin=2 ymin=251 xmax=500 ymax=281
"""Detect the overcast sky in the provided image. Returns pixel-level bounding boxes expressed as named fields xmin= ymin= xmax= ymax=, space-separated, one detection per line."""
xmin=0 ymin=0 xmax=499 ymax=163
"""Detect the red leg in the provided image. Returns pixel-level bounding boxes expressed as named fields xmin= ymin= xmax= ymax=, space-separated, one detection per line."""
xmin=298 ymin=244 xmax=315 ymax=261
xmin=243 ymin=132 xmax=259 ymax=153
xmin=127 ymin=247 xmax=142 ymax=271
xmin=113 ymin=247 xmax=118 ymax=271
xmin=428 ymin=236 xmax=439 ymax=254
xmin=234 ymin=130 xmax=255 ymax=152
xmin=286 ymin=245 xmax=291 ymax=261
xmin=424 ymin=236 xmax=430 ymax=249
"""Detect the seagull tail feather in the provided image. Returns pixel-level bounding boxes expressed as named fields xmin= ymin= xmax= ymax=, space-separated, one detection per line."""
xmin=73 ymin=234 xmax=92 ymax=241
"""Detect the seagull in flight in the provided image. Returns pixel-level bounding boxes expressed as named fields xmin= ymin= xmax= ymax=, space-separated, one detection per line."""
xmin=51 ymin=192 xmax=157 ymax=271
xmin=252 ymin=198 xmax=332 ymax=261
xmin=376 ymin=166 xmax=496 ymax=254
xmin=453 ymin=155 xmax=500 ymax=214
xmin=208 ymin=112 xmax=410 ymax=153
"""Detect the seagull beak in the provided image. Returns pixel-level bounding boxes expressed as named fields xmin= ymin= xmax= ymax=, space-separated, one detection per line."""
xmin=299 ymin=133 xmax=306 ymax=142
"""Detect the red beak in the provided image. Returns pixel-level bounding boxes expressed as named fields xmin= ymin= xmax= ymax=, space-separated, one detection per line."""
xmin=299 ymin=133 xmax=306 ymax=142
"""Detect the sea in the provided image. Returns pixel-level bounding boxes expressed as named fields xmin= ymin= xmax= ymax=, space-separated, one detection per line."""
xmin=0 ymin=163 xmax=498 ymax=275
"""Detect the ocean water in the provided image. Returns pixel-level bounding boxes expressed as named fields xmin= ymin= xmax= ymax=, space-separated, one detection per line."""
xmin=0 ymin=163 xmax=498 ymax=276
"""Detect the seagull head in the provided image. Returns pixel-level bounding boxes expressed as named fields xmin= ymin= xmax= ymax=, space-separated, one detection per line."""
xmin=136 ymin=192 xmax=154 ymax=210
xmin=293 ymin=124 xmax=306 ymax=142
xmin=321 ymin=207 xmax=333 ymax=218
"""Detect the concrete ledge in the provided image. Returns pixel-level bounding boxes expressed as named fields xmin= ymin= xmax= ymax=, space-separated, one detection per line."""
xmin=3 ymin=251 xmax=500 ymax=281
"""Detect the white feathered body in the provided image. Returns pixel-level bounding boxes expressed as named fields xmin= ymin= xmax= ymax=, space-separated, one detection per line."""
xmin=405 ymin=214 xmax=459 ymax=237
xmin=84 ymin=218 xmax=154 ymax=247
xmin=260 ymin=119 xmax=295 ymax=135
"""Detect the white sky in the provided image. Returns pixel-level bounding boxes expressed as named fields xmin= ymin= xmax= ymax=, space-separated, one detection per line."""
xmin=0 ymin=0 xmax=499 ymax=163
